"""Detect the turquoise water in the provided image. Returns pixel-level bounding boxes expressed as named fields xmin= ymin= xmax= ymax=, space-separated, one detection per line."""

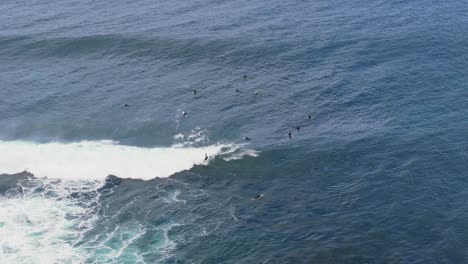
xmin=1 ymin=0 xmax=468 ymax=263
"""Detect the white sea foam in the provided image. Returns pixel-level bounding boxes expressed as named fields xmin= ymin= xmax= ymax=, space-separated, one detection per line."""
xmin=0 ymin=178 xmax=100 ymax=264
xmin=0 ymin=140 xmax=239 ymax=181
xmin=0 ymin=138 xmax=258 ymax=263
xmin=221 ymin=148 xmax=259 ymax=161
xmin=173 ymin=127 xmax=211 ymax=147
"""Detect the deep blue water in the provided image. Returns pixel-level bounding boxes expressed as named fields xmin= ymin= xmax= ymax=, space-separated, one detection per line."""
xmin=1 ymin=0 xmax=468 ymax=263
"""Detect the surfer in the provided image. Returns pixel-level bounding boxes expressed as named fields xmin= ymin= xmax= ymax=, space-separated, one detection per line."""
xmin=296 ymin=126 xmax=300 ymax=131
xmin=243 ymin=75 xmax=247 ymax=79
xmin=124 ymin=104 xmax=129 ymax=108
xmin=245 ymin=136 xmax=251 ymax=141
xmin=193 ymin=89 xmax=197 ymax=94
xmin=308 ymin=115 xmax=312 ymax=120
xmin=204 ymin=153 xmax=208 ymax=161
xmin=236 ymin=89 xmax=241 ymax=93
xmin=252 ymin=194 xmax=263 ymax=200
xmin=182 ymin=111 xmax=187 ymax=117
xmin=254 ymin=92 xmax=258 ymax=96
xmin=288 ymin=132 xmax=292 ymax=139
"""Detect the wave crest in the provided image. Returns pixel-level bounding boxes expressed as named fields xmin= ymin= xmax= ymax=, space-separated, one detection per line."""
xmin=0 ymin=140 xmax=241 ymax=181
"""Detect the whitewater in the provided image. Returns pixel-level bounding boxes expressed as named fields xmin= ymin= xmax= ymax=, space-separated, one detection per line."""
xmin=0 ymin=140 xmax=246 ymax=180
xmin=0 ymin=137 xmax=257 ymax=264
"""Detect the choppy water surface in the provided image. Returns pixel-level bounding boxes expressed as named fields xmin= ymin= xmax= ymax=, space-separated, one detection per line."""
xmin=1 ymin=0 xmax=468 ymax=263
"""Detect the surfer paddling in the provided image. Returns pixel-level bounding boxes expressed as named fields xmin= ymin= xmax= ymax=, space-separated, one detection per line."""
xmin=252 ymin=194 xmax=264 ymax=200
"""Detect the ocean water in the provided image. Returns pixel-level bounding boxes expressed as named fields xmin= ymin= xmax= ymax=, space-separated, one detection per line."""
xmin=1 ymin=0 xmax=468 ymax=263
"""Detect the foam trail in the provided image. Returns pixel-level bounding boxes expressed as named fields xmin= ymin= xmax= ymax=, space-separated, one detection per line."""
xmin=0 ymin=140 xmax=236 ymax=181
xmin=0 ymin=178 xmax=100 ymax=263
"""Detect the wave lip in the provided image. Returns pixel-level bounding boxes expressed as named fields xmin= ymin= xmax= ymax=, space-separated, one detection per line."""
xmin=0 ymin=140 xmax=239 ymax=181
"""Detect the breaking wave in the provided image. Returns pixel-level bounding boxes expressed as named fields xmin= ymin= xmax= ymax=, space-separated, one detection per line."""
xmin=0 ymin=140 xmax=249 ymax=181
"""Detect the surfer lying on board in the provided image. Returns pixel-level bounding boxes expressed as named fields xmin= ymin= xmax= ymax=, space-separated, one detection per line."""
xmin=252 ymin=194 xmax=264 ymax=200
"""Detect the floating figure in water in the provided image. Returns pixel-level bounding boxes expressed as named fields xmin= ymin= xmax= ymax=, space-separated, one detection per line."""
xmin=245 ymin=136 xmax=251 ymax=141
xmin=182 ymin=111 xmax=187 ymax=117
xmin=308 ymin=115 xmax=312 ymax=120
xmin=243 ymin=75 xmax=247 ymax=79
xmin=254 ymin=92 xmax=258 ymax=96
xmin=252 ymin=194 xmax=264 ymax=200
xmin=204 ymin=153 xmax=208 ymax=161
xmin=124 ymin=104 xmax=129 ymax=108
xmin=193 ymin=89 xmax=197 ymax=95
xmin=296 ymin=126 xmax=300 ymax=131
xmin=236 ymin=89 xmax=241 ymax=93
xmin=288 ymin=132 xmax=292 ymax=139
